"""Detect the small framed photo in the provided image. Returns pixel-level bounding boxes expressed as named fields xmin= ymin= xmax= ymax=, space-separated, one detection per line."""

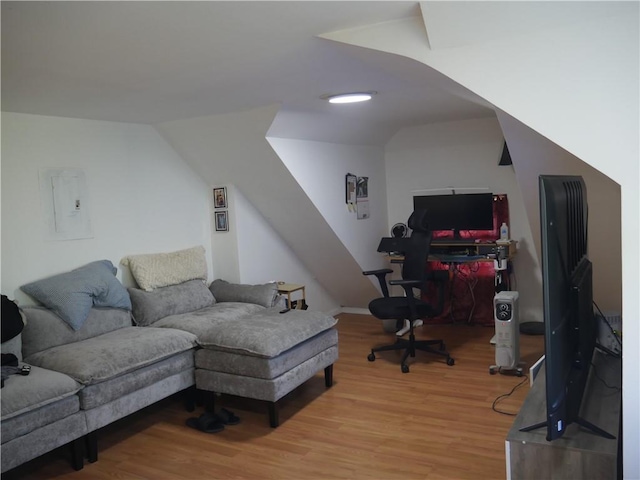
xmin=215 ymin=211 xmax=229 ymax=232
xmin=357 ymin=176 xmax=368 ymax=199
xmin=213 ymin=187 xmax=227 ymax=209
xmin=345 ymin=173 xmax=357 ymax=205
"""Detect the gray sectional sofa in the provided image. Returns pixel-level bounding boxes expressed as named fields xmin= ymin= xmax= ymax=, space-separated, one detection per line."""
xmin=1 ymin=264 xmax=338 ymax=474
xmin=1 ymin=306 xmax=197 ymax=473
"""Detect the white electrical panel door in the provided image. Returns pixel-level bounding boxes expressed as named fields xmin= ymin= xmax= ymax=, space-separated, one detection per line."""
xmin=40 ymin=168 xmax=93 ymax=241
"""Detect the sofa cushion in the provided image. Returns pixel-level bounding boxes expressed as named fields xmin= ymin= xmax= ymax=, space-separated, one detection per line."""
xmin=151 ymin=302 xmax=265 ymax=339
xmin=209 ymin=279 xmax=277 ymax=308
xmin=24 ymin=327 xmax=197 ymax=385
xmin=21 ymin=307 xmax=133 ymax=359
xmin=122 ymin=246 xmax=207 ymax=291
xmin=1 ymin=365 xmax=81 ymax=421
xmin=78 ymin=350 xmax=194 ymax=410
xmin=20 ymin=260 xmax=131 ymax=331
xmin=196 ymin=328 xmax=338 ymax=379
xmin=197 ymin=308 xmax=338 ymax=358
xmin=128 ymin=279 xmax=214 ymax=326
xmin=196 ymin=346 xmax=338 ymax=403
xmin=1 ymin=395 xmax=80 ymax=445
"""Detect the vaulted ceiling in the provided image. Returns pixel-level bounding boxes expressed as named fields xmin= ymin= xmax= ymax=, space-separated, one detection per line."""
xmin=1 ymin=1 xmax=495 ymax=146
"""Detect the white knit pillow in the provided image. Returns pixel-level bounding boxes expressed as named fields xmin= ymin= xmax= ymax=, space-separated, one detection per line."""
xmin=122 ymin=246 xmax=207 ymax=291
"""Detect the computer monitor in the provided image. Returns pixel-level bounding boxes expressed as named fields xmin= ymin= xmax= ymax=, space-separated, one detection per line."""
xmin=412 ymin=193 xmax=494 ymax=237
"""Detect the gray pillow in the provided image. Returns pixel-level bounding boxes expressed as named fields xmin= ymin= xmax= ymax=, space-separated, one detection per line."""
xmin=128 ymin=279 xmax=214 ymax=326
xmin=20 ymin=260 xmax=132 ymax=331
xmin=209 ymin=279 xmax=277 ymax=308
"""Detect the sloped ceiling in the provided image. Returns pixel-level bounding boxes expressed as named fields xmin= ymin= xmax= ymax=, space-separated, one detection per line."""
xmin=1 ymin=1 xmax=495 ymax=146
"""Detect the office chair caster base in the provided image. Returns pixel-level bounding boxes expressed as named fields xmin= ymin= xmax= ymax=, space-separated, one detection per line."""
xmin=401 ymin=364 xmax=409 ymax=374
xmin=367 ymin=353 xmax=376 ymax=362
xmin=446 ymin=357 xmax=455 ymax=366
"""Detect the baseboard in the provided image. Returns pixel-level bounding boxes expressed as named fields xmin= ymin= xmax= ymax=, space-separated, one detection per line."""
xmin=305 ymin=307 xmax=369 ymax=317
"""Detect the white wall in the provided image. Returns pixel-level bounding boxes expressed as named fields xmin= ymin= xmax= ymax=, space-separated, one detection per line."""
xmin=209 ymin=184 xmax=240 ymax=283
xmin=267 ymin=137 xmax=389 ymax=272
xmin=1 ymin=113 xmax=213 ymax=301
xmin=386 ymin=117 xmax=540 ymax=322
xmin=498 ymin=111 xmax=622 ymax=314
xmin=156 ymin=106 xmax=381 ymax=310
xmin=233 ymin=187 xmax=337 ymax=313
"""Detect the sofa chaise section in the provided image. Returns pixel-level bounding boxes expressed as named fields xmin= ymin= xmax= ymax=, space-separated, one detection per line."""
xmin=128 ymin=279 xmax=339 ymax=427
xmin=195 ymin=307 xmax=338 ymax=427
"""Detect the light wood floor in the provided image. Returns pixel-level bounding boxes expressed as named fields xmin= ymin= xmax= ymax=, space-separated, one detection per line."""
xmin=4 ymin=313 xmax=544 ymax=480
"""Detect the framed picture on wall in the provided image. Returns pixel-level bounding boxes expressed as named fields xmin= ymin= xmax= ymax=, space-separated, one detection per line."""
xmin=345 ymin=173 xmax=356 ymax=205
xmin=215 ymin=211 xmax=229 ymax=232
xmin=213 ymin=187 xmax=227 ymax=209
xmin=357 ymin=176 xmax=368 ymax=199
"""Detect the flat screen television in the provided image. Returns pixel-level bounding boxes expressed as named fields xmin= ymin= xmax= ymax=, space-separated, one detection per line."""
xmin=520 ymin=175 xmax=613 ymax=441
xmin=412 ymin=193 xmax=494 ymax=237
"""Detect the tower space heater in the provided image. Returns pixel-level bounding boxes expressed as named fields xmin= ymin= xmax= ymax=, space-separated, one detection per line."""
xmin=490 ymin=291 xmax=523 ymax=376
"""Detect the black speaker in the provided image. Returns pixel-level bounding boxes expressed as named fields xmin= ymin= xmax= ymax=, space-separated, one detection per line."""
xmin=499 ymin=142 xmax=512 ymax=166
xmin=391 ymin=223 xmax=407 ymax=238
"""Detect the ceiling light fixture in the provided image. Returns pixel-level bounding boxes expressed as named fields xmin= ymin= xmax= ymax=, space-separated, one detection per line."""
xmin=323 ymin=91 xmax=377 ymax=104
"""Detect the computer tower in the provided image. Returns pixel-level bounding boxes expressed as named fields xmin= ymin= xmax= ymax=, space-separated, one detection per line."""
xmin=490 ymin=291 xmax=522 ymax=375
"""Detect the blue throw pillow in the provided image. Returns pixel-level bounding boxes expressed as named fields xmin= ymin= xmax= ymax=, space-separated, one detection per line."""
xmin=21 ymin=260 xmax=132 ymax=331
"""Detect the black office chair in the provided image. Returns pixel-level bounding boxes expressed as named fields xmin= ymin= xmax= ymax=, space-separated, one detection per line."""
xmin=363 ymin=210 xmax=455 ymax=373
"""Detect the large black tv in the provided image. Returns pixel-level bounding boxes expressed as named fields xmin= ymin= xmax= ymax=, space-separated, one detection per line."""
xmin=412 ymin=193 xmax=494 ymax=236
xmin=521 ymin=175 xmax=613 ymax=441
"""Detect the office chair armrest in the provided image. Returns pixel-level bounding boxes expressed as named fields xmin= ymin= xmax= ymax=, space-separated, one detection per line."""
xmin=362 ymin=268 xmax=393 ymax=297
xmin=389 ymin=278 xmax=422 ymax=298
xmin=362 ymin=268 xmax=393 ymax=276
xmin=388 ymin=279 xmax=421 ymax=287
xmin=389 ymin=279 xmax=421 ymax=319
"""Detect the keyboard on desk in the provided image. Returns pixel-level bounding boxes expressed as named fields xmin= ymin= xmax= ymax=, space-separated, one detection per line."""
xmin=431 ymin=238 xmax=479 ymax=245
xmin=377 ymin=237 xmax=408 ymax=253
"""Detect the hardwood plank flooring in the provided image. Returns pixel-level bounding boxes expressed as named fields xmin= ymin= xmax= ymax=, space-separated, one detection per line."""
xmin=3 ymin=313 xmax=543 ymax=480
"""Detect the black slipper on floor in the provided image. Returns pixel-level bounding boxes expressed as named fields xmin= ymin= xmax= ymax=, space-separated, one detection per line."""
xmin=185 ymin=412 xmax=225 ymax=433
xmin=216 ymin=408 xmax=240 ymax=425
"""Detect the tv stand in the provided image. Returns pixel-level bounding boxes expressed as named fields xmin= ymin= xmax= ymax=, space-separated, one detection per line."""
xmin=506 ymin=351 xmax=621 ymax=479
